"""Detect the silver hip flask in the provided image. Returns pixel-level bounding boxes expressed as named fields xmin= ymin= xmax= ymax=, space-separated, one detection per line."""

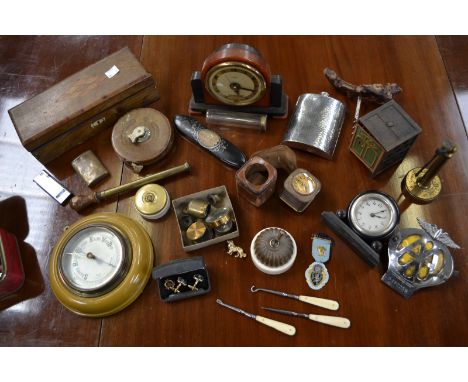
xmin=282 ymin=92 xmax=346 ymax=160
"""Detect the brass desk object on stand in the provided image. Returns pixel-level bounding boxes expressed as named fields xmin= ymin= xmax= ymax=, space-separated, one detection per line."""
xmin=402 ymin=141 xmax=456 ymax=204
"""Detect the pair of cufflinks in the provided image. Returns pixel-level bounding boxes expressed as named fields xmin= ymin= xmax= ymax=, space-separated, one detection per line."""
xmin=164 ymin=274 xmax=204 ymax=294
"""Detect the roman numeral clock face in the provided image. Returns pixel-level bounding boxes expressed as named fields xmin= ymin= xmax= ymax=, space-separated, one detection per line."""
xmin=348 ymin=191 xmax=399 ymax=240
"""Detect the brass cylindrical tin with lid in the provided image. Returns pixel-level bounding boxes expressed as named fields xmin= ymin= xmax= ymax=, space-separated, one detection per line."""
xmin=134 ymin=184 xmax=170 ymax=220
xmin=185 ymin=199 xmax=211 ymax=219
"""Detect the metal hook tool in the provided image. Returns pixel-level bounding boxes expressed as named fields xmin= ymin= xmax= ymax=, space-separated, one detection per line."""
xmin=250 ymin=285 xmax=339 ymax=311
xmin=216 ymin=299 xmax=296 ymax=336
xmin=262 ymin=307 xmax=350 ymax=329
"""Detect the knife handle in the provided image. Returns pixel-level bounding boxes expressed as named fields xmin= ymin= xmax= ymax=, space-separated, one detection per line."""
xmin=255 ymin=315 xmax=296 ymax=336
xmin=308 ymin=314 xmax=351 ymax=329
xmin=173 ymin=115 xmax=247 ymax=169
xmin=298 ymin=295 xmax=339 ymax=311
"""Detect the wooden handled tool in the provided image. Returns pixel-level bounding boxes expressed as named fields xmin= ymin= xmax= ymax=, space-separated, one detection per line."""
xmin=216 ymin=299 xmax=296 ymax=336
xmin=70 ymin=162 xmax=190 ymax=212
xmin=262 ymin=307 xmax=351 ymax=329
xmin=251 ymin=285 xmax=339 ymax=311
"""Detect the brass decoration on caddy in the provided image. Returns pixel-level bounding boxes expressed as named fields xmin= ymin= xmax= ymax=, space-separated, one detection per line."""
xmin=402 ymin=141 xmax=457 ymax=204
xmin=48 ymin=213 xmax=153 ymax=317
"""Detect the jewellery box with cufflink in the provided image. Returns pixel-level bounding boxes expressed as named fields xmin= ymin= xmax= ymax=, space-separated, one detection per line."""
xmin=152 ymin=256 xmax=211 ymax=302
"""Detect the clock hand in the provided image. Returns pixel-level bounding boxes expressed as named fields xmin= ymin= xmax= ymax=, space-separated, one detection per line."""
xmin=92 ymin=255 xmax=117 ymax=268
xmin=65 ymin=252 xmax=87 ymax=257
xmin=65 ymin=252 xmax=116 ymax=267
xmin=230 ymin=82 xmax=254 ymax=94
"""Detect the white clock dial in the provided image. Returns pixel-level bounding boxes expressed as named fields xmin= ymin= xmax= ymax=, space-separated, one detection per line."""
xmin=348 ymin=191 xmax=399 ymax=239
xmin=59 ymin=225 xmax=130 ymax=295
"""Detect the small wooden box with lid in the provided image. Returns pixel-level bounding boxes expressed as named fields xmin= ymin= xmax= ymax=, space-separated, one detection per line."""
xmin=8 ymin=47 xmax=160 ymax=164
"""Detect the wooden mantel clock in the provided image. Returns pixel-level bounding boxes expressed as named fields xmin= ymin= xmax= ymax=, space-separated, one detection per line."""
xmin=189 ymin=43 xmax=288 ymax=117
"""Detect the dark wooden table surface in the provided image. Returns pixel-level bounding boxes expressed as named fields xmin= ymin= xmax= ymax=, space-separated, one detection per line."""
xmin=0 ymin=36 xmax=467 ymax=346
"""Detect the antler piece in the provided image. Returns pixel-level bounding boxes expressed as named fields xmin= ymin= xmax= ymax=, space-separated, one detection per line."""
xmin=323 ymin=68 xmax=402 ymax=104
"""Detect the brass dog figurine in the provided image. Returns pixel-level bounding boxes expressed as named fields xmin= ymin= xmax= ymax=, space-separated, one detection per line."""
xmin=227 ymin=240 xmax=246 ymax=258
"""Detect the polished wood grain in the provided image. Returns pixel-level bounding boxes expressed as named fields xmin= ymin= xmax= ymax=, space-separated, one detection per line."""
xmin=1 ymin=36 xmax=467 ymax=346
xmin=0 ymin=36 xmax=143 ymax=345
xmin=436 ymin=36 xmax=468 ymax=137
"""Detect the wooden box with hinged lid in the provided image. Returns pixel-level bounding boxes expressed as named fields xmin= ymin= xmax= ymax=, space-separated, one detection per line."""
xmin=8 ymin=47 xmax=160 ymax=164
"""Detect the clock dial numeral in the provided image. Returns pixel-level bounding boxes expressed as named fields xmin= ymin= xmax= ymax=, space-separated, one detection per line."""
xmin=349 ymin=192 xmax=399 ymax=238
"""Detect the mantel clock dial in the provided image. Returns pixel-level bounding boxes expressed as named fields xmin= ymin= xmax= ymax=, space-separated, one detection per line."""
xmin=190 ymin=43 xmax=288 ymax=117
xmin=205 ymin=62 xmax=266 ymax=106
xmin=347 ymin=190 xmax=399 ymax=240
xmin=49 ymin=213 xmax=153 ymax=317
